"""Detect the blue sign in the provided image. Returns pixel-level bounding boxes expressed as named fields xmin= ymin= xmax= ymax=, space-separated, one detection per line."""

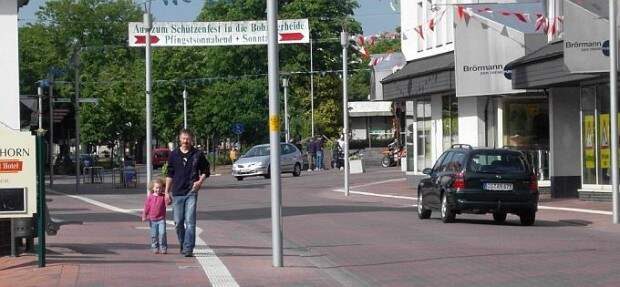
xmin=232 ymin=123 xmax=245 ymax=135
xmin=602 ymin=40 xmax=610 ymax=57
xmin=503 ymin=66 xmax=512 ymax=80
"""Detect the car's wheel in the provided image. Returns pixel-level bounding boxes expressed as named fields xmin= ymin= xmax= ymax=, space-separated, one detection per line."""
xmin=519 ymin=210 xmax=536 ymax=226
xmin=440 ymin=192 xmax=456 ymax=223
xmin=264 ymin=167 xmax=271 ymax=179
xmin=235 ymin=176 xmax=244 ymax=181
xmin=292 ymin=163 xmax=301 ymax=177
xmin=417 ymin=191 xmax=431 ymax=219
xmin=381 ymin=156 xmax=391 ymax=168
xmin=492 ymin=212 xmax=507 ymax=224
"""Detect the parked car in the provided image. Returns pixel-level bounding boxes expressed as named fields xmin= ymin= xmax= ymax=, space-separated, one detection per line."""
xmin=232 ymin=143 xmax=303 ymax=181
xmin=152 ymin=148 xmax=170 ymax=169
xmin=416 ymin=144 xmax=539 ymax=226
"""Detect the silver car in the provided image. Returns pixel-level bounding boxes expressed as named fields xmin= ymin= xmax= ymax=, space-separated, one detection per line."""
xmin=232 ymin=143 xmax=303 ymax=181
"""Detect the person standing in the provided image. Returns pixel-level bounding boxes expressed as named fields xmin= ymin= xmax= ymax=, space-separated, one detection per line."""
xmin=142 ymin=178 xmax=168 ymax=254
xmin=315 ymin=135 xmax=324 ymax=171
xmin=165 ymin=129 xmax=210 ymax=257
xmin=307 ymin=137 xmax=317 ymax=172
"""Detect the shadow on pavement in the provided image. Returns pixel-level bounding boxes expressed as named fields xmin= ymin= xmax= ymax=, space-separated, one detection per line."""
xmin=202 ymin=205 xmax=416 ymax=221
xmin=426 ymin=217 xmax=592 ymax=227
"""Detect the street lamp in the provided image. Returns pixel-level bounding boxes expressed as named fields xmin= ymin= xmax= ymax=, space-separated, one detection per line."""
xmin=70 ymin=42 xmax=81 ymax=193
xmin=37 ymin=85 xmax=43 ymax=131
xmin=144 ymin=2 xmax=154 ymax=195
xmin=341 ymin=30 xmax=350 ymax=197
xmin=183 ymin=87 xmax=188 ymax=129
xmin=609 ymin=0 xmax=619 ymax=223
xmin=282 ymin=77 xmax=290 ymax=143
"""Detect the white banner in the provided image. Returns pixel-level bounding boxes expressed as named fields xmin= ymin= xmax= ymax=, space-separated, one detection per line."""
xmin=455 ymin=14 xmax=546 ymax=97
xmin=128 ymin=19 xmax=309 ymax=47
xmin=564 ymin=0 xmax=615 ymax=73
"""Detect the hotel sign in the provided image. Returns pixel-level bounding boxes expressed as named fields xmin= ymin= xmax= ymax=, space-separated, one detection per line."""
xmin=0 ymin=126 xmax=37 ymax=218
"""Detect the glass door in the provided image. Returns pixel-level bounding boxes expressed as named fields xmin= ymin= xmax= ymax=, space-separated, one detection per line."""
xmin=416 ymin=99 xmax=432 ymax=171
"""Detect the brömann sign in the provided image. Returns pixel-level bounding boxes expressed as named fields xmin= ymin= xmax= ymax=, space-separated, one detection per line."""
xmin=128 ymin=19 xmax=309 ymax=47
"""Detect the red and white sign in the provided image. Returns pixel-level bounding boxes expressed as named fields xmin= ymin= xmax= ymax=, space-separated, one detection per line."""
xmin=0 ymin=160 xmax=23 ymax=173
xmin=128 ymin=19 xmax=309 ymax=47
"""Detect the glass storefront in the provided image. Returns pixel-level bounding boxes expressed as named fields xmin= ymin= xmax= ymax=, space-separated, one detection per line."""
xmin=503 ymin=98 xmax=549 ymax=148
xmin=416 ymin=99 xmax=432 ymax=171
xmin=581 ymin=83 xmax=611 ymax=185
xmin=442 ymin=95 xmax=458 ymax=151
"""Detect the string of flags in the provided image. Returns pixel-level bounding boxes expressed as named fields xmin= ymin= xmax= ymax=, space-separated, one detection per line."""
xmin=455 ymin=6 xmax=563 ymax=36
xmin=350 ymin=32 xmax=400 ymax=61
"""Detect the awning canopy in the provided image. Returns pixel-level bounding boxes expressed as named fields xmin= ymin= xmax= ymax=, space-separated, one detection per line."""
xmin=507 ymin=40 xmax=600 ymax=89
xmin=381 ymin=51 xmax=454 ymax=100
xmin=348 ymin=101 xmax=393 ymax=117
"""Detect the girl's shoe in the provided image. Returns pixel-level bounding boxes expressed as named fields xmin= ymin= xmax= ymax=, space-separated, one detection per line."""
xmin=152 ymin=249 xmax=159 ymax=254
xmin=160 ymin=248 xmax=167 ymax=254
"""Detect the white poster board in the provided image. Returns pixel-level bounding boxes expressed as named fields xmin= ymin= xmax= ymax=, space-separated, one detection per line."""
xmin=0 ymin=126 xmax=37 ymax=218
xmin=128 ymin=19 xmax=309 ymax=47
xmin=455 ymin=14 xmax=546 ymax=97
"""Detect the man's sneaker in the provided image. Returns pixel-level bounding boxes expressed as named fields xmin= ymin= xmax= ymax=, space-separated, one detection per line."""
xmin=152 ymin=249 xmax=159 ymax=254
xmin=160 ymin=248 xmax=167 ymax=254
xmin=183 ymin=251 xmax=193 ymax=257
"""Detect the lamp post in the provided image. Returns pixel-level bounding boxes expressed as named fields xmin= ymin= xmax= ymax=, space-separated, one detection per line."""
xmin=144 ymin=2 xmax=154 ymax=194
xmin=71 ymin=44 xmax=81 ymax=193
xmin=37 ymin=86 xmax=43 ymax=130
xmin=609 ymin=0 xmax=619 ymax=224
xmin=267 ymin=0 xmax=283 ymax=267
xmin=310 ymin=37 xmax=315 ymax=138
xmin=341 ymin=30 xmax=350 ymax=197
xmin=183 ymin=88 xmax=188 ymax=129
xmin=48 ymin=76 xmax=55 ymax=186
xmin=282 ymin=77 xmax=290 ymax=143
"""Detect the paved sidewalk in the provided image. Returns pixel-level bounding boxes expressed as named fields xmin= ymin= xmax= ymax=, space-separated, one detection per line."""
xmin=0 ymin=190 xmax=207 ymax=287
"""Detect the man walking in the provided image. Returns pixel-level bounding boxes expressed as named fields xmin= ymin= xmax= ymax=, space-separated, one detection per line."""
xmin=165 ymin=129 xmax=210 ymax=257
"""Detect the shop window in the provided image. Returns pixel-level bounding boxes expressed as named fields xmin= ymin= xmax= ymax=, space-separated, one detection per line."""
xmin=417 ymin=99 xmax=432 ymax=171
xmin=503 ymin=99 xmax=549 ymax=148
xmin=442 ymin=95 xmax=458 ymax=151
xmin=581 ymin=86 xmax=596 ymax=185
xmin=580 ymin=84 xmax=613 ymax=186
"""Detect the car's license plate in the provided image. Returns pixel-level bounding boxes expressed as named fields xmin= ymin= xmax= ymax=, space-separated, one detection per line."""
xmin=484 ymin=183 xmax=513 ymax=191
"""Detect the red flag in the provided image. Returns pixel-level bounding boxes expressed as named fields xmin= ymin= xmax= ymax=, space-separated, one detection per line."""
xmin=500 ymin=11 xmax=512 ymax=16
xmin=477 ymin=7 xmax=493 ymax=14
xmin=355 ymin=35 xmax=364 ymax=47
xmin=414 ymin=25 xmax=424 ymax=39
xmin=457 ymin=6 xmax=465 ymax=19
xmin=535 ymin=14 xmax=548 ymax=33
xmin=514 ymin=13 xmax=528 ymax=23
xmin=428 ymin=18 xmax=436 ymax=31
xmin=548 ymin=17 xmax=557 ymax=36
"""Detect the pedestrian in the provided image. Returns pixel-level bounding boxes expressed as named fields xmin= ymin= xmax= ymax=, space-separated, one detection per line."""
xmin=165 ymin=129 xmax=210 ymax=257
xmin=307 ymin=137 xmax=317 ymax=172
xmin=315 ymin=135 xmax=324 ymax=171
xmin=142 ymin=177 xmax=168 ymax=254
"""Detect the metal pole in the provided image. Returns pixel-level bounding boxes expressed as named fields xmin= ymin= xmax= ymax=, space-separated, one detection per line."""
xmin=183 ymin=88 xmax=188 ymax=129
xmin=310 ymin=37 xmax=315 ymax=138
xmin=49 ymin=81 xmax=54 ymax=186
xmin=341 ymin=30 xmax=350 ymax=197
xmin=144 ymin=5 xmax=153 ymax=194
xmin=74 ymin=58 xmax=80 ymax=193
xmin=610 ymin=0 xmax=619 ymax=224
xmin=267 ymin=0 xmax=283 ymax=267
xmin=36 ymin=133 xmax=46 ymax=267
xmin=282 ymin=77 xmax=290 ymax=142
xmin=37 ymin=86 xmax=43 ymax=130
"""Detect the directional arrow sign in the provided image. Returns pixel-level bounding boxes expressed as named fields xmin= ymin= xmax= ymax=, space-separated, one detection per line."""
xmin=134 ymin=35 xmax=160 ymax=45
xmin=128 ymin=19 xmax=309 ymax=47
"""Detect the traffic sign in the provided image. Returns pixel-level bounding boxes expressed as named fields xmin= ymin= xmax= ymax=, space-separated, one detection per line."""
xmin=232 ymin=122 xmax=245 ymax=135
xmin=128 ymin=19 xmax=309 ymax=47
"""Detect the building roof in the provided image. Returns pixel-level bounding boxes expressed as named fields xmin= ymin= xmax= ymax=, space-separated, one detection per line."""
xmin=348 ymin=101 xmax=393 ymax=117
xmin=506 ymin=40 xmax=564 ymax=68
xmin=381 ymin=51 xmax=454 ymax=84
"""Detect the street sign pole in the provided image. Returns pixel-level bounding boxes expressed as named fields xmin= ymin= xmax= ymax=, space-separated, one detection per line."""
xmin=282 ymin=77 xmax=290 ymax=143
xmin=341 ymin=30 xmax=350 ymax=197
xmin=610 ymin=0 xmax=619 ymax=224
xmin=310 ymin=37 xmax=315 ymax=138
xmin=36 ymin=132 xmax=46 ymax=267
xmin=74 ymin=54 xmax=80 ymax=193
xmin=37 ymin=86 xmax=43 ymax=131
xmin=267 ymin=0 xmax=283 ymax=267
xmin=48 ymin=80 xmax=54 ymax=186
xmin=183 ymin=88 xmax=188 ymax=129
xmin=144 ymin=4 xmax=153 ymax=195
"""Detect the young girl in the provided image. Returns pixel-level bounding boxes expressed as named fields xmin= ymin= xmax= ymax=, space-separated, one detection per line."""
xmin=142 ymin=178 xmax=167 ymax=254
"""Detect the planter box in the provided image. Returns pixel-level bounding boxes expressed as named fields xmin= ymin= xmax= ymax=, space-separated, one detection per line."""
xmin=350 ymin=159 xmax=365 ymax=174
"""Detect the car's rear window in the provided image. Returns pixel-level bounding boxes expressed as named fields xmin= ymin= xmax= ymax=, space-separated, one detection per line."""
xmin=468 ymin=151 xmax=528 ymax=174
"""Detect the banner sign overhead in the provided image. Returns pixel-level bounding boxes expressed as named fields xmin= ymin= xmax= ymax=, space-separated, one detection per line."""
xmin=455 ymin=13 xmax=546 ymax=97
xmin=128 ymin=19 xmax=309 ymax=47
xmin=564 ymin=0 xmax=616 ymax=73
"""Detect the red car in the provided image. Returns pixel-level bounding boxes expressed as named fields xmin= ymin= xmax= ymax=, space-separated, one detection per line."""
xmin=152 ymin=148 xmax=170 ymax=169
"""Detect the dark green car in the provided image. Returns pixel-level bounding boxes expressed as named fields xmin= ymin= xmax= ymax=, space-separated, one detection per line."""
xmin=417 ymin=145 xmax=539 ymax=226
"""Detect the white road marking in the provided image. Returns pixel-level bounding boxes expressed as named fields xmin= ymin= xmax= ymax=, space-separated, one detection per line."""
xmin=49 ymin=189 xmax=240 ymax=287
xmin=350 ymin=178 xmax=406 ymax=189
xmin=333 ymin=187 xmax=613 ymax=216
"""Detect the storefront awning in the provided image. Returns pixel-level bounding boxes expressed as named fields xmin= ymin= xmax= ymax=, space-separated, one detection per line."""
xmin=348 ymin=101 xmax=393 ymax=117
xmin=381 ymin=51 xmax=454 ymax=100
xmin=506 ymin=40 xmax=599 ymax=89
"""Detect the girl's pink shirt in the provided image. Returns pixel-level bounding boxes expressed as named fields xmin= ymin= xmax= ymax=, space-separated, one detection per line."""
xmin=142 ymin=193 xmax=166 ymax=221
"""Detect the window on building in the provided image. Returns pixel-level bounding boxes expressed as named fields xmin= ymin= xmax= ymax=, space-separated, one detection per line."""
xmin=417 ymin=99 xmax=432 ymax=171
xmin=581 ymin=84 xmax=612 ymax=186
xmin=442 ymin=95 xmax=458 ymax=151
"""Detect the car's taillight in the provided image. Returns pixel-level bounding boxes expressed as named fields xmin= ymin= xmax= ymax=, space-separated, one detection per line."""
xmin=452 ymin=172 xmax=465 ymax=190
xmin=529 ymin=174 xmax=538 ymax=193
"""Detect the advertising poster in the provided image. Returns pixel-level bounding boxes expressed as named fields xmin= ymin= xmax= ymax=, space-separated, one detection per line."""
xmin=584 ymin=115 xmax=595 ymax=169
xmin=599 ymin=114 xmax=610 ymax=168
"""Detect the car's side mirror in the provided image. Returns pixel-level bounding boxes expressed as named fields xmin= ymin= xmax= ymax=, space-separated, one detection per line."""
xmin=422 ymin=168 xmax=432 ymax=175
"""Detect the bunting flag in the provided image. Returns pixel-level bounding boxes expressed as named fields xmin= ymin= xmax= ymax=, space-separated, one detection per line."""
xmin=414 ymin=25 xmax=424 ymax=39
xmin=428 ymin=18 xmax=436 ymax=31
xmin=535 ymin=14 xmax=548 ymax=32
xmin=548 ymin=17 xmax=557 ymax=36
xmin=514 ymin=12 xmax=528 ymax=23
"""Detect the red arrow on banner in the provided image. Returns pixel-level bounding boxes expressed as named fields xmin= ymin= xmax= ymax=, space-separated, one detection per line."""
xmin=134 ymin=35 xmax=160 ymax=44
xmin=279 ymin=32 xmax=304 ymax=41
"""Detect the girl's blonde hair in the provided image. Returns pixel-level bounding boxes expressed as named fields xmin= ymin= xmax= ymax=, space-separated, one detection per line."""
xmin=149 ymin=177 xmax=165 ymax=192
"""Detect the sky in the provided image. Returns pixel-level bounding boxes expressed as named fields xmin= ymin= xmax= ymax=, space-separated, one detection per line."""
xmin=18 ymin=0 xmax=401 ymax=35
